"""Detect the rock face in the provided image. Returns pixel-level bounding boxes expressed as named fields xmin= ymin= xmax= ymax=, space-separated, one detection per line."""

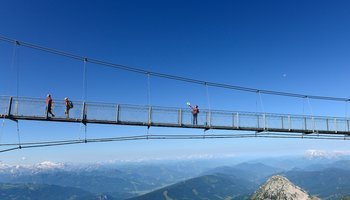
xmin=251 ymin=175 xmax=319 ymax=200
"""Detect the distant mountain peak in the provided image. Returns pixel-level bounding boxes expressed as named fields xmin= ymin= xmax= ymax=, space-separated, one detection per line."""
xmin=36 ymin=161 xmax=65 ymax=170
xmin=304 ymin=150 xmax=350 ymax=159
xmin=0 ymin=161 xmax=10 ymax=169
xmin=251 ymin=175 xmax=319 ymax=200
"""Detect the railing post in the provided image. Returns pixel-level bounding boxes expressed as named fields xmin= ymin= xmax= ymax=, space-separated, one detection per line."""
xmin=178 ymin=109 xmax=182 ymax=125
xmin=266 ymin=115 xmax=269 ymax=130
xmin=81 ymin=102 xmax=87 ymax=124
xmin=347 ymin=120 xmax=349 ymax=133
xmin=334 ymin=118 xmax=337 ymax=133
xmin=116 ymin=104 xmax=119 ymax=123
xmin=7 ymin=96 xmax=13 ymax=116
xmin=148 ymin=106 xmax=152 ymax=126
xmin=304 ymin=117 xmax=307 ymax=130
xmin=263 ymin=113 xmax=266 ymax=130
xmin=257 ymin=114 xmax=260 ymax=128
xmin=281 ymin=116 xmax=284 ymax=129
xmin=236 ymin=112 xmax=239 ymax=129
xmin=205 ymin=112 xmax=208 ymax=126
xmin=81 ymin=102 xmax=88 ymax=143
xmin=232 ymin=113 xmax=235 ymax=128
xmin=312 ymin=117 xmax=315 ymax=132
xmin=326 ymin=119 xmax=329 ymax=131
xmin=206 ymin=111 xmax=211 ymax=127
xmin=209 ymin=111 xmax=211 ymax=127
xmin=14 ymin=99 xmax=19 ymax=116
xmin=288 ymin=115 xmax=291 ymax=131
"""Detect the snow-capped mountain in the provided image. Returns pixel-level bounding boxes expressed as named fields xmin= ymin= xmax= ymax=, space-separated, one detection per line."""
xmin=0 ymin=161 xmax=69 ymax=175
xmin=35 ymin=161 xmax=66 ymax=170
xmin=304 ymin=150 xmax=350 ymax=160
xmin=0 ymin=161 xmax=10 ymax=170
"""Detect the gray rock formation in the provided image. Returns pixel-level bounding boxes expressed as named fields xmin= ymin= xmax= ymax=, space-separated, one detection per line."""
xmin=251 ymin=175 xmax=319 ymax=200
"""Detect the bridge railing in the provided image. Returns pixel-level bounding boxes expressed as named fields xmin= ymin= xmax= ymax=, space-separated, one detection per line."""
xmin=1 ymin=96 xmax=349 ymax=134
xmin=6 ymin=97 xmax=84 ymax=120
xmin=0 ymin=96 xmax=10 ymax=116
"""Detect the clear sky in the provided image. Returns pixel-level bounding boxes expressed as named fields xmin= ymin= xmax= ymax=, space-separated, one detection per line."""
xmin=1 ymin=0 xmax=350 ymax=165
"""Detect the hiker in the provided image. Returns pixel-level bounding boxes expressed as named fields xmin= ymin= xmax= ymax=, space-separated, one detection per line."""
xmin=64 ymin=97 xmax=73 ymax=118
xmin=46 ymin=94 xmax=55 ymax=117
xmin=189 ymin=104 xmax=199 ymax=125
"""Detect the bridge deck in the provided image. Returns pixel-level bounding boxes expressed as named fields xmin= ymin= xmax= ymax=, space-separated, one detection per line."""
xmin=0 ymin=96 xmax=349 ymax=135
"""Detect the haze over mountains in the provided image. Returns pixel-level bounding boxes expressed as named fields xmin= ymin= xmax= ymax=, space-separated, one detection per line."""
xmin=1 ymin=151 xmax=350 ymax=199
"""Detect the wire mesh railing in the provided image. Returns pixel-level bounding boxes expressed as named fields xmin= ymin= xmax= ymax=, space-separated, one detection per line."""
xmin=0 ymin=96 xmax=350 ymax=134
xmin=0 ymin=96 xmax=9 ymax=116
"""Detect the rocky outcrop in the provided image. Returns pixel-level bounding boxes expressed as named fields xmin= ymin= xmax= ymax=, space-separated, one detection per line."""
xmin=251 ymin=175 xmax=319 ymax=200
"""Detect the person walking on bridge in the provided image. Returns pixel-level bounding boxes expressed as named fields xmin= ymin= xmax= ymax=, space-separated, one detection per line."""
xmin=188 ymin=104 xmax=199 ymax=125
xmin=64 ymin=97 xmax=73 ymax=118
xmin=46 ymin=94 xmax=55 ymax=118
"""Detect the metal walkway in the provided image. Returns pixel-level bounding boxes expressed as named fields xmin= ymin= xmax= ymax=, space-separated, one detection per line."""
xmin=1 ymin=96 xmax=349 ymax=136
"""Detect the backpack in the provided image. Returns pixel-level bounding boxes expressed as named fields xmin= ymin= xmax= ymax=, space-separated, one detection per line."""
xmin=68 ymin=101 xmax=74 ymax=109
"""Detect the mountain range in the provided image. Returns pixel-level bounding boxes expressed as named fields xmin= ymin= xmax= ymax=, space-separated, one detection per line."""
xmin=1 ymin=155 xmax=350 ymax=199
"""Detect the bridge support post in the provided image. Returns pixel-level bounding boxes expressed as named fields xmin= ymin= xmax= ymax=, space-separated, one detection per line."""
xmin=81 ymin=102 xmax=87 ymax=125
xmin=206 ymin=111 xmax=211 ymax=127
xmin=334 ymin=118 xmax=337 ymax=133
xmin=178 ymin=109 xmax=182 ymax=126
xmin=236 ymin=112 xmax=239 ymax=129
xmin=263 ymin=113 xmax=266 ymax=130
xmin=7 ymin=96 xmax=13 ymax=117
xmin=14 ymin=99 xmax=19 ymax=116
xmin=312 ymin=117 xmax=315 ymax=132
xmin=347 ymin=120 xmax=349 ymax=133
xmin=232 ymin=113 xmax=235 ymax=128
xmin=326 ymin=119 xmax=329 ymax=131
xmin=304 ymin=117 xmax=307 ymax=131
xmin=288 ymin=115 xmax=291 ymax=131
xmin=148 ymin=106 xmax=152 ymax=126
xmin=116 ymin=104 xmax=119 ymax=123
xmin=257 ymin=115 xmax=260 ymax=128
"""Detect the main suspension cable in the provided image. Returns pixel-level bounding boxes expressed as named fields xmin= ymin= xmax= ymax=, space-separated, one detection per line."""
xmin=0 ymin=35 xmax=349 ymax=102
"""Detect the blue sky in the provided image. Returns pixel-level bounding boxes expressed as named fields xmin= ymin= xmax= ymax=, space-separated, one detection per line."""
xmin=1 ymin=0 xmax=350 ymax=164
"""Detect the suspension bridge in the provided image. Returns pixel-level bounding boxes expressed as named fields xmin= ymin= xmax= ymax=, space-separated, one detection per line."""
xmin=1 ymin=35 xmax=350 ymax=153
xmin=1 ymin=96 xmax=349 ymax=135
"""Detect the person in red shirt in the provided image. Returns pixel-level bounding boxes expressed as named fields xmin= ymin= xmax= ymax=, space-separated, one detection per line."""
xmin=189 ymin=104 xmax=199 ymax=125
xmin=46 ymin=94 xmax=55 ymax=118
